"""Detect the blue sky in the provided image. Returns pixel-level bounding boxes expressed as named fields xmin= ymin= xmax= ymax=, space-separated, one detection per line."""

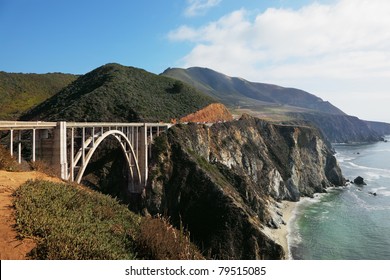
xmin=1 ymin=0 xmax=390 ymax=122
xmin=0 ymin=0 xmax=315 ymax=74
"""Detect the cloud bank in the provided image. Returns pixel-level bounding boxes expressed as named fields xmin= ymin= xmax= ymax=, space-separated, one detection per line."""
xmin=169 ymin=0 xmax=390 ymax=121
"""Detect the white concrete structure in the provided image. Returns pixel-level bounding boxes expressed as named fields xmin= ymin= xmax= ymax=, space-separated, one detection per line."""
xmin=0 ymin=121 xmax=172 ymax=193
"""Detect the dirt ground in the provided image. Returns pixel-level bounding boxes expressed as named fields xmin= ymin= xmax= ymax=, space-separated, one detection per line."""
xmin=0 ymin=170 xmax=61 ymax=260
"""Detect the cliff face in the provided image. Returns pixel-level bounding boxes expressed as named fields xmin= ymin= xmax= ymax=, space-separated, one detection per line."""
xmin=146 ymin=115 xmax=344 ymax=259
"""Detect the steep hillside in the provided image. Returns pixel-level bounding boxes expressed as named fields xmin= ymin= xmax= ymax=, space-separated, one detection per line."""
xmin=20 ymin=63 xmax=216 ymax=122
xmin=365 ymin=120 xmax=390 ymax=136
xmin=0 ymin=71 xmax=77 ymax=120
xmin=162 ymin=67 xmax=389 ymax=143
xmin=147 ymin=115 xmax=344 ymax=259
xmin=179 ymin=103 xmax=233 ymax=123
xmin=287 ymin=112 xmax=385 ymax=143
xmin=162 ymin=67 xmax=345 ymax=115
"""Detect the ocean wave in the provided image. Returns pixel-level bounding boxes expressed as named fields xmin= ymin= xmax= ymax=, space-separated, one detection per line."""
xmin=349 ymin=190 xmax=390 ymax=211
xmin=344 ymin=162 xmax=390 ymax=177
xmin=368 ymin=149 xmax=390 ymax=153
xmin=380 ymin=191 xmax=390 ymax=197
xmin=335 ymin=154 xmax=356 ymax=163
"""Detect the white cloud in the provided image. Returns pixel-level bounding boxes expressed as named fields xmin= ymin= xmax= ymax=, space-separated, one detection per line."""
xmin=184 ymin=0 xmax=222 ymax=17
xmin=169 ymin=0 xmax=390 ymax=122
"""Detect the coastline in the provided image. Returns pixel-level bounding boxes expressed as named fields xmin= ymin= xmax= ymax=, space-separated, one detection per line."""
xmin=264 ymin=201 xmax=297 ymax=259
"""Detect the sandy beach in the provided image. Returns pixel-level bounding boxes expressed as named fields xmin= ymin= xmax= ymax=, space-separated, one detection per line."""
xmin=264 ymin=200 xmax=297 ymax=259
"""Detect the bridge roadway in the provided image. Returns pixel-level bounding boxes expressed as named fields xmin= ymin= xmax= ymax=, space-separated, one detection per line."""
xmin=0 ymin=121 xmax=172 ymax=193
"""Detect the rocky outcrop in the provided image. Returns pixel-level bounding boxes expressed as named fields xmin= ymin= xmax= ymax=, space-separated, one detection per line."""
xmin=146 ymin=115 xmax=344 ymax=259
xmin=179 ymin=103 xmax=233 ymax=123
xmin=353 ymin=176 xmax=366 ymax=185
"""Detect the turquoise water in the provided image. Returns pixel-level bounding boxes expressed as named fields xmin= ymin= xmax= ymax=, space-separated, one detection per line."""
xmin=288 ymin=136 xmax=390 ymax=260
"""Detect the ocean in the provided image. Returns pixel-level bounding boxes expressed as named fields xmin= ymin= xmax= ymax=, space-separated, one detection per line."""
xmin=288 ymin=136 xmax=390 ymax=260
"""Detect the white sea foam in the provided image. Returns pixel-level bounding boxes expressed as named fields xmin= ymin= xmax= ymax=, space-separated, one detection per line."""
xmin=381 ymin=191 xmax=390 ymax=197
xmin=349 ymin=190 xmax=390 ymax=211
xmin=293 ymin=142 xmax=390 ymax=259
xmin=335 ymin=154 xmax=356 ymax=163
xmin=344 ymin=162 xmax=390 ymax=177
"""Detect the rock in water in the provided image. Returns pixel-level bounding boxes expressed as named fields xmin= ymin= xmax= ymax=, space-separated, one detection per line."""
xmin=354 ymin=176 xmax=367 ymax=185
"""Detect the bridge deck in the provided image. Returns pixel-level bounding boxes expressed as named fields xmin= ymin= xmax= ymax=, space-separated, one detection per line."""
xmin=0 ymin=121 xmax=172 ymax=193
xmin=0 ymin=121 xmax=172 ymax=130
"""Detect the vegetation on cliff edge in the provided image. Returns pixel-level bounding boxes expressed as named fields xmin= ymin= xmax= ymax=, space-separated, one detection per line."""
xmin=13 ymin=179 xmax=203 ymax=260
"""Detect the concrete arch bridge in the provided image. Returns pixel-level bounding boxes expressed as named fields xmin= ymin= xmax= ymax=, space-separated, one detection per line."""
xmin=0 ymin=121 xmax=172 ymax=193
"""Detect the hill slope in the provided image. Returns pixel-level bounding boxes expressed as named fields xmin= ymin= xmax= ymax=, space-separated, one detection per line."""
xmin=0 ymin=72 xmax=77 ymax=120
xmin=20 ymin=64 xmax=216 ymax=122
xmin=162 ymin=67 xmax=390 ymax=142
xmin=162 ymin=67 xmax=345 ymax=115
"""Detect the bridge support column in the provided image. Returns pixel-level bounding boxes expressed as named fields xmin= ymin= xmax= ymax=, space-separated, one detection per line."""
xmin=136 ymin=124 xmax=148 ymax=191
xmin=10 ymin=129 xmax=13 ymax=157
xmin=52 ymin=122 xmax=68 ymax=180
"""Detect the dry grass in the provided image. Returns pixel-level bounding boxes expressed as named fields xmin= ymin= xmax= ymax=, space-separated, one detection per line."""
xmin=29 ymin=160 xmax=57 ymax=177
xmin=136 ymin=215 xmax=204 ymax=260
xmin=0 ymin=144 xmax=19 ymax=171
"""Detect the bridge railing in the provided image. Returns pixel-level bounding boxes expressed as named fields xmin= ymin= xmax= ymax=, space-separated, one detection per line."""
xmin=0 ymin=121 xmax=172 ymax=193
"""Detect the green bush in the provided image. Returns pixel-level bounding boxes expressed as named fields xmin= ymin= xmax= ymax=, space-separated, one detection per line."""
xmin=13 ymin=179 xmax=204 ymax=260
xmin=13 ymin=180 xmax=141 ymax=259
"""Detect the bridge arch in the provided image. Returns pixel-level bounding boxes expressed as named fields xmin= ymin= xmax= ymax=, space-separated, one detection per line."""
xmin=1 ymin=121 xmax=172 ymax=194
xmin=74 ymin=130 xmax=142 ymax=186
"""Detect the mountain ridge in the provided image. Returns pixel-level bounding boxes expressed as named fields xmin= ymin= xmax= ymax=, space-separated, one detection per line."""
xmin=162 ymin=67 xmax=390 ymax=143
xmin=162 ymin=67 xmax=345 ymax=115
xmin=20 ymin=63 xmax=216 ymax=122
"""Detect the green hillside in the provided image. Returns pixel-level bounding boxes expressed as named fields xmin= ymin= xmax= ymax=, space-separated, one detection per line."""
xmin=162 ymin=67 xmax=345 ymax=115
xmin=21 ymin=63 xmax=216 ymax=122
xmin=0 ymin=71 xmax=77 ymax=120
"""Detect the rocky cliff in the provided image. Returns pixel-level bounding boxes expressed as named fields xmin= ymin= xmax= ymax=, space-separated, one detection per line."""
xmin=146 ymin=115 xmax=344 ymax=259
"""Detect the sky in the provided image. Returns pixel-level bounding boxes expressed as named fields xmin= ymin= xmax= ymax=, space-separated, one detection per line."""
xmin=1 ymin=0 xmax=390 ymax=122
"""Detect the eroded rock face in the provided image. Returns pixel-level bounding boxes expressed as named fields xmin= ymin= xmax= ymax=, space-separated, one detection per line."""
xmin=146 ymin=115 xmax=344 ymax=259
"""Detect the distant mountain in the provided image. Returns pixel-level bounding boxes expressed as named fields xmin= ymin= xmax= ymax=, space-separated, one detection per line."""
xmin=365 ymin=120 xmax=390 ymax=136
xmin=0 ymin=71 xmax=77 ymax=120
xmin=21 ymin=63 xmax=216 ymax=122
xmin=162 ymin=67 xmax=345 ymax=115
xmin=162 ymin=67 xmax=390 ymax=143
xmin=288 ymin=112 xmax=386 ymax=143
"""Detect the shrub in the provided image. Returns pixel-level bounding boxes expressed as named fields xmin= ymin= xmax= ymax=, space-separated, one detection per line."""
xmin=13 ymin=180 xmax=141 ymax=259
xmin=29 ymin=160 xmax=57 ymax=177
xmin=0 ymin=144 xmax=19 ymax=171
xmin=13 ymin=179 xmax=204 ymax=260
xmin=135 ymin=215 xmax=204 ymax=260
